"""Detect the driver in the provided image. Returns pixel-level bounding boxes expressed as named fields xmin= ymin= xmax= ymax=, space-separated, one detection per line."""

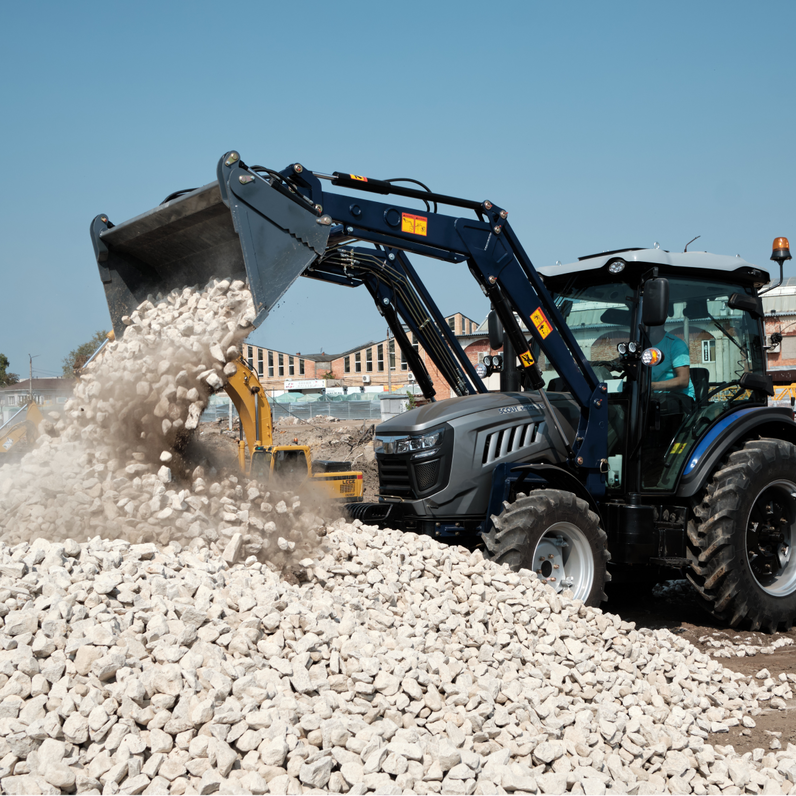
xmin=649 ymin=326 xmax=695 ymax=398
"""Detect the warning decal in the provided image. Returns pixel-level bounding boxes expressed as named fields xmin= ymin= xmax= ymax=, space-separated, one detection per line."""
xmin=530 ymin=308 xmax=552 ymax=339
xmin=670 ymin=442 xmax=687 ymax=454
xmin=350 ymin=174 xmax=368 ymax=182
xmin=401 ymin=213 xmax=428 ymax=236
xmin=519 ymin=351 xmax=535 ymax=368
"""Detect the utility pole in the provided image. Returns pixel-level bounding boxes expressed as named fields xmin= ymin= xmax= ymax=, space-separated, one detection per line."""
xmin=28 ymin=355 xmax=33 ymax=405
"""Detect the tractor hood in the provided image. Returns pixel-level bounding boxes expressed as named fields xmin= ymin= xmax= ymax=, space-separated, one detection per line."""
xmin=379 ymin=391 xmax=579 ymax=436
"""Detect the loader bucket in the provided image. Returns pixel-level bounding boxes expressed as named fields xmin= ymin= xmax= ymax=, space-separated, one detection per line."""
xmin=90 ymin=151 xmax=330 ymax=338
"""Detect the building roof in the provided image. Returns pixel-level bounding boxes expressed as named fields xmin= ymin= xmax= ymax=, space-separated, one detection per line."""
xmin=0 ymin=378 xmax=73 ymax=393
xmin=309 ymin=342 xmax=380 ymax=362
xmin=762 ymin=277 xmax=796 ymax=316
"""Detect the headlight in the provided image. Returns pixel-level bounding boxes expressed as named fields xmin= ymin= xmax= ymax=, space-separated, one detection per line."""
xmin=395 ymin=430 xmax=442 ymax=453
xmin=641 ymin=347 xmax=663 ymax=366
xmin=375 ymin=429 xmax=443 ymax=455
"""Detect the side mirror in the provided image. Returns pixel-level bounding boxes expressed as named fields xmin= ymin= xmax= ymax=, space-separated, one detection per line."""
xmin=487 ymin=310 xmax=504 ymax=349
xmin=642 ymin=278 xmax=669 ymax=327
xmin=728 ymin=292 xmax=764 ymax=319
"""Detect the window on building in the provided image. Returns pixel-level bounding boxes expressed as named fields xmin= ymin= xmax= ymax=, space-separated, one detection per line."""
xmin=299 ymin=359 xmax=305 ymax=375
xmin=344 ymin=356 xmax=351 ymax=373
xmin=783 ymin=337 xmax=796 ymax=359
xmin=355 ymin=352 xmax=362 ymax=373
xmin=289 ymin=356 xmax=295 ymax=376
xmin=278 ymin=353 xmax=284 ymax=377
xmin=268 ymin=351 xmax=274 ymax=377
xmin=701 ymin=339 xmax=716 ymax=363
xmin=389 ymin=339 xmax=395 ymax=370
xmin=257 ymin=348 xmax=263 ymax=377
xmin=447 ymin=317 xmax=456 ymax=333
xmin=411 ymin=333 xmax=419 ymax=355
xmin=401 ymin=344 xmax=408 ymax=370
xmin=247 ymin=345 xmax=254 ymax=369
xmin=366 ymin=348 xmax=373 ymax=372
xmin=377 ymin=344 xmax=384 ymax=372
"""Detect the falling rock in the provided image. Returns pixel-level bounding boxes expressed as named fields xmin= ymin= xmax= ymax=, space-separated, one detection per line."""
xmin=222 ymin=532 xmax=243 ymax=565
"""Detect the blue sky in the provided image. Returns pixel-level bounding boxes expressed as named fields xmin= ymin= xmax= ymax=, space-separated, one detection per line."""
xmin=1 ymin=1 xmax=795 ymax=377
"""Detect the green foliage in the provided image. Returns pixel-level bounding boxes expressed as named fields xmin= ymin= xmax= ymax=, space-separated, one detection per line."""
xmin=62 ymin=331 xmax=109 ymax=377
xmin=0 ymin=354 xmax=19 ymax=387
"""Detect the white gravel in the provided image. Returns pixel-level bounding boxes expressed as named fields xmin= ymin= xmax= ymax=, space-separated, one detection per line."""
xmin=1 ymin=281 xmax=795 ymax=795
xmin=0 ymin=526 xmax=794 ymax=795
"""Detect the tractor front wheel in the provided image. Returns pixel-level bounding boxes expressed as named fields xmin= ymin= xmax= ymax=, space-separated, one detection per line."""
xmin=483 ymin=489 xmax=610 ymax=606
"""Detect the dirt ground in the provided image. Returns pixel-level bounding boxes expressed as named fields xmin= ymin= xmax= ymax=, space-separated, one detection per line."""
xmin=195 ymin=416 xmax=795 ymax=756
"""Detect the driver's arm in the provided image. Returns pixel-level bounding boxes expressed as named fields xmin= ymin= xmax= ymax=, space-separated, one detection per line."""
xmin=652 ymin=365 xmax=690 ymax=392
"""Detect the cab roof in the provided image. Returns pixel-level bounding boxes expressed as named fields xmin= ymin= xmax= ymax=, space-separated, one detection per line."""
xmin=538 ymin=247 xmax=770 ymax=288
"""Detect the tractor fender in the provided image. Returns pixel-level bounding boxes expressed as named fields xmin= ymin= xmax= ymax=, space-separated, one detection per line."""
xmin=482 ymin=461 xmax=601 ymax=537
xmin=676 ymin=406 xmax=796 ymax=499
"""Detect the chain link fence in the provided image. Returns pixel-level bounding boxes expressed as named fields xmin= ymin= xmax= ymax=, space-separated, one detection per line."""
xmin=202 ymin=398 xmax=383 ymax=424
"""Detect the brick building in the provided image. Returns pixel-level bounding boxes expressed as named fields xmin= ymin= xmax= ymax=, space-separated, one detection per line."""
xmin=762 ymin=278 xmax=796 ymax=376
xmin=244 ymin=313 xmax=484 ymax=397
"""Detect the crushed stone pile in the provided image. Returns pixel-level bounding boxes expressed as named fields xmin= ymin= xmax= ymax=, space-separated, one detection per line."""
xmin=0 ymin=279 xmax=323 ymax=565
xmin=0 ymin=525 xmax=794 ymax=796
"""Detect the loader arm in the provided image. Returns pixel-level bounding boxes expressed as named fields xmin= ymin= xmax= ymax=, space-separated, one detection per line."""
xmin=306 ymin=245 xmax=485 ymax=400
xmin=91 ymin=150 xmax=608 ymax=493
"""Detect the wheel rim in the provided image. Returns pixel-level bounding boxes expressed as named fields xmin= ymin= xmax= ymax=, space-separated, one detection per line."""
xmin=746 ymin=479 xmax=796 ymax=597
xmin=532 ymin=521 xmax=595 ymax=602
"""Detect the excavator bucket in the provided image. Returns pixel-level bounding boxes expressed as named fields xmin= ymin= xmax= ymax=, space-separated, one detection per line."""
xmin=90 ymin=151 xmax=330 ymax=338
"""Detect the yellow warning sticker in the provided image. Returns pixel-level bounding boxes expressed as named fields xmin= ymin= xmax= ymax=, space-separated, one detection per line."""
xmin=530 ymin=308 xmax=553 ymax=339
xmin=519 ymin=351 xmax=535 ymax=368
xmin=402 ymin=213 xmax=428 ymax=236
xmin=670 ymin=442 xmax=687 ymax=454
xmin=350 ymin=174 xmax=368 ymax=182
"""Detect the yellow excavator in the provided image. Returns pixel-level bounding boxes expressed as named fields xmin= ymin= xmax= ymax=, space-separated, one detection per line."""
xmin=226 ymin=356 xmax=363 ymax=501
xmin=81 ymin=333 xmax=365 ymax=500
xmin=0 ymin=402 xmax=44 ymax=457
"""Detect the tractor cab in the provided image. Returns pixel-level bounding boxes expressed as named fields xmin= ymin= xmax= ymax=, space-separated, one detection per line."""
xmin=540 ymin=247 xmax=772 ymax=495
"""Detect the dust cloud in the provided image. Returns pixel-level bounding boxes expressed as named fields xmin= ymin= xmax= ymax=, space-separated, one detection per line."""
xmin=0 ymin=279 xmax=329 ymax=566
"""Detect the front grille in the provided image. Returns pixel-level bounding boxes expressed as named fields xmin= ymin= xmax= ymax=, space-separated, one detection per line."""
xmin=378 ymin=459 xmax=412 ymax=497
xmin=414 ymin=460 xmax=440 ymax=491
xmin=482 ymin=422 xmax=538 ymax=465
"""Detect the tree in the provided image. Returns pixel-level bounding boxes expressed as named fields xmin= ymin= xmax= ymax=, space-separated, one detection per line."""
xmin=62 ymin=331 xmax=109 ymax=377
xmin=0 ymin=354 xmax=19 ymax=387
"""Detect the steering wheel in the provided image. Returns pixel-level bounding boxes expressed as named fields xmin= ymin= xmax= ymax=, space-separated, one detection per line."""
xmin=591 ymin=359 xmax=626 ymax=379
xmin=707 ymin=380 xmax=743 ymax=400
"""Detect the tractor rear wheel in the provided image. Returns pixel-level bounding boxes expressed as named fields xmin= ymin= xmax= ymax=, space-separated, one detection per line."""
xmin=686 ymin=438 xmax=796 ymax=631
xmin=483 ymin=489 xmax=610 ymax=606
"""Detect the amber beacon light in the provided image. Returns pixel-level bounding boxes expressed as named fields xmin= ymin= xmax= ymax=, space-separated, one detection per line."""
xmin=772 ymin=237 xmax=792 ymax=265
